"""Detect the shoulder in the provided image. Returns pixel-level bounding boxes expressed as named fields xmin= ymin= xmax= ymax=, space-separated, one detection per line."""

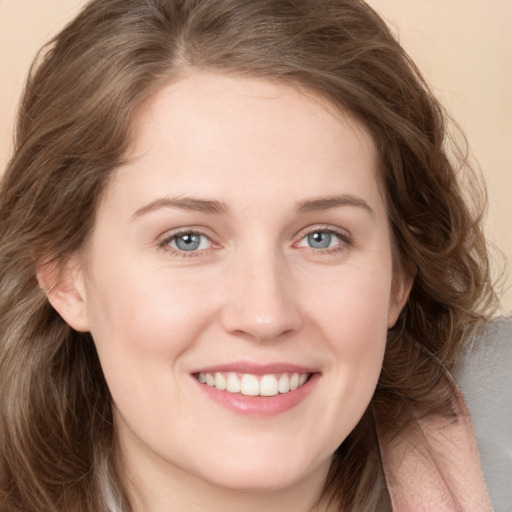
xmin=454 ymin=316 xmax=512 ymax=404
xmin=453 ymin=316 xmax=512 ymax=512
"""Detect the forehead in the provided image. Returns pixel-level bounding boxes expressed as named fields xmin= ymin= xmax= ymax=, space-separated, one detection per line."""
xmin=106 ymin=71 xmax=382 ymax=216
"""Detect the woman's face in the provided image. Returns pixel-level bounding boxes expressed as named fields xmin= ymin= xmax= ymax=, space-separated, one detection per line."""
xmin=63 ymin=72 xmax=408 ymax=496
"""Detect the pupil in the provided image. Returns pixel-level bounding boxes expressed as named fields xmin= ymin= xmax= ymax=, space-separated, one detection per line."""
xmin=176 ymin=233 xmax=200 ymax=251
xmin=308 ymin=232 xmax=331 ymax=249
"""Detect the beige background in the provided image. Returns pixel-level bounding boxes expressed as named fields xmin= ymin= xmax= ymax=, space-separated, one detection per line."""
xmin=1 ymin=1 xmax=510 ymax=313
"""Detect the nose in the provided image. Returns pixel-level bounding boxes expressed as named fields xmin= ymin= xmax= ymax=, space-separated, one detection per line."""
xmin=220 ymin=250 xmax=303 ymax=342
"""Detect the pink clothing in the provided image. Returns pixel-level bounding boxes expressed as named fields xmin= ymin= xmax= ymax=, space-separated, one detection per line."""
xmin=377 ymin=369 xmax=494 ymax=511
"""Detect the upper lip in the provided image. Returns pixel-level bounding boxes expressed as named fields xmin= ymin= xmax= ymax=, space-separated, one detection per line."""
xmin=190 ymin=362 xmax=318 ymax=375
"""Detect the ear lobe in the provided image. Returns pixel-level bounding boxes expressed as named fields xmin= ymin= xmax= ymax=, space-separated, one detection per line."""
xmin=387 ymin=273 xmax=414 ymax=329
xmin=37 ymin=261 xmax=90 ymax=332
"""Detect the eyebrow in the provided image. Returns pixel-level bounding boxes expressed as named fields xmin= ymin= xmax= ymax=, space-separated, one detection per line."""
xmin=131 ymin=196 xmax=229 ymax=219
xmin=131 ymin=193 xmax=374 ymax=219
xmin=296 ymin=195 xmax=375 ymax=217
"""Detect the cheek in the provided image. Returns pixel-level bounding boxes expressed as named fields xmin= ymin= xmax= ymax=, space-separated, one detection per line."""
xmin=83 ymin=259 xmax=222 ymax=409
xmin=305 ymin=261 xmax=392 ymax=412
xmin=84 ymin=266 xmax=221 ymax=424
xmin=310 ymin=261 xmax=393 ymax=347
xmin=87 ymin=262 xmax=213 ymax=345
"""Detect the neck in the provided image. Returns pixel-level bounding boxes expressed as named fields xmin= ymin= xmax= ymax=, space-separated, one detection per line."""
xmin=127 ymin=472 xmax=332 ymax=512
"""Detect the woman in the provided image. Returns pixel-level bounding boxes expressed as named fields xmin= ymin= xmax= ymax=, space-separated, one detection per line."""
xmin=0 ymin=0 xmax=501 ymax=510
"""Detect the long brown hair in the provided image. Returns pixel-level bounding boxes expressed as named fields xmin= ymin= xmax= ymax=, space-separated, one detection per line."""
xmin=0 ymin=1 xmax=497 ymax=510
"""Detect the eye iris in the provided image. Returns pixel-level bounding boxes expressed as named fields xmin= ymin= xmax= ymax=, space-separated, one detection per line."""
xmin=175 ymin=233 xmax=201 ymax=251
xmin=308 ymin=231 xmax=331 ymax=249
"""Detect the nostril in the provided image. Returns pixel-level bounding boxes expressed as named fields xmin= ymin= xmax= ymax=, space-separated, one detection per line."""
xmin=219 ymin=266 xmax=303 ymax=340
xmin=225 ymin=321 xmax=299 ymax=343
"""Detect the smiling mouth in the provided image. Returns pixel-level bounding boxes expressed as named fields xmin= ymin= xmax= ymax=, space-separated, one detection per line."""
xmin=194 ymin=372 xmax=311 ymax=397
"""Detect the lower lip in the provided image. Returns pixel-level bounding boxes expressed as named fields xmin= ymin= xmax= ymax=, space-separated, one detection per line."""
xmin=193 ymin=373 xmax=320 ymax=417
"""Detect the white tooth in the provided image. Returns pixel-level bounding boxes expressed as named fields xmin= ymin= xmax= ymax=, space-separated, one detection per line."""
xmin=214 ymin=372 xmax=226 ymax=391
xmin=205 ymin=373 xmax=215 ymax=387
xmin=240 ymin=374 xmax=259 ymax=396
xmin=299 ymin=373 xmax=308 ymax=386
xmin=289 ymin=373 xmax=299 ymax=390
xmin=198 ymin=372 xmax=207 ymax=384
xmin=278 ymin=373 xmax=290 ymax=393
xmin=260 ymin=374 xmax=279 ymax=396
xmin=226 ymin=373 xmax=241 ymax=393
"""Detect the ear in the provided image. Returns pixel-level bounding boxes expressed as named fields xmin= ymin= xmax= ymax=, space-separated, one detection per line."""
xmin=387 ymin=271 xmax=414 ymax=329
xmin=37 ymin=259 xmax=90 ymax=332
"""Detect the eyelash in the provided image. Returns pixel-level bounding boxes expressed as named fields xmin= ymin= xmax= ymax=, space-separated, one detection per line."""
xmin=295 ymin=225 xmax=353 ymax=256
xmin=158 ymin=229 xmax=218 ymax=258
xmin=158 ymin=225 xmax=353 ymax=258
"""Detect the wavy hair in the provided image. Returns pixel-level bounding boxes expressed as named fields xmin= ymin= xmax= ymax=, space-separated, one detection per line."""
xmin=0 ymin=0 xmax=497 ymax=510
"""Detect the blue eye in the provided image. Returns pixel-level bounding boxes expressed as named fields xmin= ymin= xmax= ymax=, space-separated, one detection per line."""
xmin=168 ymin=232 xmax=211 ymax=252
xmin=298 ymin=230 xmax=346 ymax=250
xmin=307 ymin=231 xmax=334 ymax=249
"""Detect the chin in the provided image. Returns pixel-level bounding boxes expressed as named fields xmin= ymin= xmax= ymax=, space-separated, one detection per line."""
xmin=201 ymin=466 xmax=309 ymax=493
xmin=189 ymin=444 xmax=331 ymax=493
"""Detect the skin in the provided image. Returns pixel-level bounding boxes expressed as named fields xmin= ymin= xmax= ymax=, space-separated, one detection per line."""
xmin=46 ymin=72 xmax=410 ymax=512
